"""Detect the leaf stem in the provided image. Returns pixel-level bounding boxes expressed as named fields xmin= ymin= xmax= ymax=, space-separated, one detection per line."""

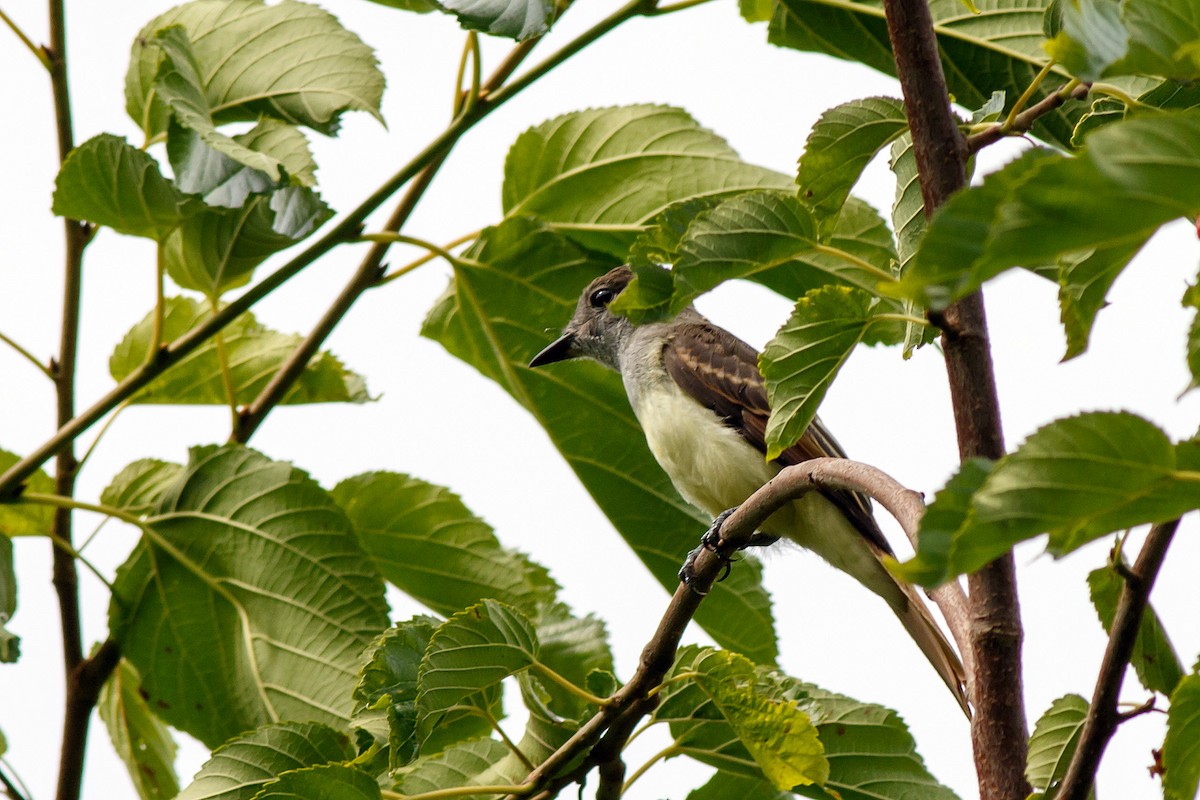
xmin=648 ymin=0 xmax=714 ymax=15
xmin=374 ymin=230 xmax=479 ymax=286
xmin=872 ymin=312 xmax=932 ymax=328
xmin=0 ymin=756 xmax=33 ymax=800
xmin=645 ymin=669 xmax=700 ymax=697
xmin=44 ymin=529 xmax=114 ymax=593
xmin=1089 ymin=82 xmax=1144 ymax=109
xmin=1002 ymin=59 xmax=1056 ymax=132
xmin=482 ymin=705 xmax=535 ymax=770
xmin=0 ymin=6 xmax=51 ymax=69
xmin=0 ymin=329 xmax=53 ymax=379
xmin=532 ymin=662 xmax=611 ymax=707
xmin=810 ymin=243 xmax=897 ymax=282
xmin=74 ymin=399 xmax=131 ymax=474
xmin=20 ymin=491 xmax=142 ymax=527
xmin=358 ymin=232 xmax=467 ymax=268
xmin=620 ymin=742 xmax=678 ymax=795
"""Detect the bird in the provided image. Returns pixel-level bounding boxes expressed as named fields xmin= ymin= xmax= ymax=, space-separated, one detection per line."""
xmin=529 ymin=264 xmax=969 ymax=716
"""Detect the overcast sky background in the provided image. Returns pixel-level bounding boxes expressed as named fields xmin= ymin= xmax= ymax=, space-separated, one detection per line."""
xmin=2 ymin=1 xmax=1199 ymax=799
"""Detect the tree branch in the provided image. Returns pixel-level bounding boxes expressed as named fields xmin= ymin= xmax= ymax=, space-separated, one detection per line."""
xmin=879 ymin=0 xmax=1028 ymax=797
xmin=1057 ymin=520 xmax=1179 ymax=800
xmin=966 ymin=80 xmax=1090 ymax=154
xmin=506 ymin=457 xmax=962 ymax=799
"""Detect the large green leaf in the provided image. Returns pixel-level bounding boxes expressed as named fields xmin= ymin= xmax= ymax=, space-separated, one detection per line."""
xmin=1025 ymin=694 xmax=1089 ymax=795
xmin=797 ymin=96 xmax=908 ymax=231
xmin=902 ymin=111 xmax=1200 ymax=309
xmin=109 ymin=445 xmax=389 ymax=746
xmin=501 ymin=105 xmax=792 ymax=255
xmin=332 ymin=472 xmax=558 ymax=617
xmin=0 ymin=448 xmax=54 ymax=537
xmin=888 ymin=134 xmax=936 ymax=357
xmin=101 ymin=460 xmax=185 ymax=516
xmin=52 ymin=134 xmax=197 ymax=239
xmin=98 ymin=658 xmax=180 ymax=800
xmin=898 ymin=413 xmax=1200 ymax=585
xmin=1057 ymin=238 xmax=1151 ymax=361
xmin=177 ymin=721 xmax=354 ymax=800
xmin=440 ymin=0 xmax=554 ymax=40
xmin=760 ymin=286 xmax=902 ymax=460
xmin=421 ymin=215 xmax=779 ymax=665
xmin=162 ymin=188 xmax=332 ymax=295
xmin=109 ymin=297 xmax=368 ymax=406
xmin=770 ymin=0 xmax=1080 ymax=148
xmin=687 ymin=771 xmax=792 ymax=800
xmin=1088 ymin=563 xmax=1185 ymax=696
xmin=1048 ymin=0 xmax=1200 ymax=82
xmin=127 ymin=0 xmax=384 ymax=138
xmin=1164 ymin=672 xmax=1200 ymax=800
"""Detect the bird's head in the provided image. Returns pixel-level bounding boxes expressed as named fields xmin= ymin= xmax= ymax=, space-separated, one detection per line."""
xmin=529 ymin=265 xmax=634 ymax=371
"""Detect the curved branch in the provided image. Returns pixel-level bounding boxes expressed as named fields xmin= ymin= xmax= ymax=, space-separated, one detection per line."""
xmin=506 ymin=457 xmax=961 ymax=799
xmin=967 ymin=80 xmax=1090 ymax=154
xmin=1057 ymin=520 xmax=1179 ymax=800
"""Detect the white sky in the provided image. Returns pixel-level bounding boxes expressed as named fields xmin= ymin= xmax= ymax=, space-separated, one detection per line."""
xmin=2 ymin=1 xmax=1198 ymax=799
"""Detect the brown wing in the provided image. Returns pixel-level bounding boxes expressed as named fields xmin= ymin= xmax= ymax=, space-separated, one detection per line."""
xmin=663 ymin=319 xmax=891 ymax=555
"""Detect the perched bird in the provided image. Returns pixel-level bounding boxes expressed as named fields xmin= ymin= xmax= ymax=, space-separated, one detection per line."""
xmin=530 ymin=265 xmax=969 ymax=715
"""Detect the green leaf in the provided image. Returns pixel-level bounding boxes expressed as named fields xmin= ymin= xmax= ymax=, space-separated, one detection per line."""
xmin=0 ymin=535 xmax=17 ymax=663
xmin=440 ymin=0 xmax=554 ymax=40
xmin=760 ymin=286 xmax=900 ymax=460
xmin=153 ymin=26 xmax=290 ymax=183
xmin=360 ymin=0 xmax=441 ymax=11
xmin=899 ymin=413 xmax=1200 ymax=585
xmin=687 ymin=771 xmax=791 ymax=800
xmin=167 ymin=118 xmax=317 ymax=209
xmin=352 ymin=618 xmax=496 ymax=767
xmin=127 ymin=0 xmax=384 ymax=138
xmin=391 ymin=737 xmax=517 ymax=795
xmin=1164 ymin=672 xmax=1200 ymax=800
xmin=770 ymin=0 xmax=1080 ymax=148
xmin=888 ymin=133 xmax=936 ymax=358
xmin=416 ymin=600 xmax=538 ymax=738
xmin=252 ymin=764 xmax=380 ymax=800
xmin=501 ymin=105 xmax=792 ymax=256
xmin=1088 ymin=564 xmax=1184 ymax=695
xmin=1025 ymin=694 xmax=1089 ymax=793
xmin=99 ymin=658 xmax=180 ymax=800
xmin=332 ymin=472 xmax=559 ymax=617
xmin=177 ymin=721 xmax=354 ymax=800
xmin=891 ymin=459 xmax=994 ymax=586
xmin=109 ymin=297 xmax=368 ymax=406
xmin=162 ymin=188 xmax=332 ymax=295
xmin=658 ymin=647 xmax=957 ymax=799
xmin=1185 ymin=273 xmax=1200 ymax=392
xmin=0 ymin=448 xmax=54 ymax=537
xmin=739 ymin=0 xmax=776 ymax=22
xmin=421 ymin=215 xmax=779 ymax=665
xmin=657 ymin=649 xmax=826 ymax=790
xmin=1048 ymin=0 xmax=1200 ymax=82
xmin=101 ymin=460 xmax=184 ymax=516
xmin=1057 ymin=239 xmax=1151 ymax=361
xmin=52 ymin=134 xmax=196 ymax=239
xmin=903 ymin=111 xmax=1200 ymax=309
xmin=797 ymin=96 xmax=908 ymax=231
xmin=110 ymin=445 xmax=389 ymax=747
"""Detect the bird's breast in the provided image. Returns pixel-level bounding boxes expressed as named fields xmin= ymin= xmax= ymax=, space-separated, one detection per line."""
xmin=630 ymin=380 xmax=777 ymax=518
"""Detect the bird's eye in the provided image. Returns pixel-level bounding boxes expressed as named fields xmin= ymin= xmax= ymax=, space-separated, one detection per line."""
xmin=589 ymin=287 xmax=616 ymax=308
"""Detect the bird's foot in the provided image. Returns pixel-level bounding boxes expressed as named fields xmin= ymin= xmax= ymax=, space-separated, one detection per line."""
xmin=680 ymin=507 xmax=768 ymax=593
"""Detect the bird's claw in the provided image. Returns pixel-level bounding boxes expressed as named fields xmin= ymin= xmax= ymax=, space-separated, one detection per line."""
xmin=679 ymin=508 xmax=740 ymax=593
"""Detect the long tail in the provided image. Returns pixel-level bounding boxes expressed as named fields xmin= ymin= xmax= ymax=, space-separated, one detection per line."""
xmin=889 ymin=578 xmax=971 ymax=718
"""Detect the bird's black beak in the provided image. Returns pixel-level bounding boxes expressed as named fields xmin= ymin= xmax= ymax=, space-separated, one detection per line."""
xmin=529 ymin=332 xmax=577 ymax=367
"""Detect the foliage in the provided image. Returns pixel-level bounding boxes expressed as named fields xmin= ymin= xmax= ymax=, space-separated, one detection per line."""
xmin=2 ymin=0 xmax=1199 ymax=798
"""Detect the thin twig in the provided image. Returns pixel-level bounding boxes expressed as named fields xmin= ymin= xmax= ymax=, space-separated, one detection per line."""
xmin=0 ymin=6 xmax=51 ymax=68
xmin=879 ymin=0 xmax=1029 ymax=796
xmin=967 ymin=80 xmax=1090 ymax=153
xmin=1057 ymin=520 xmax=1179 ymax=800
xmin=0 ymin=329 xmax=53 ymax=379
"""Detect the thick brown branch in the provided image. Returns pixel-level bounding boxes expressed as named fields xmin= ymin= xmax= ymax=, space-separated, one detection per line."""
xmin=879 ymin=0 xmax=1028 ymax=797
xmin=1057 ymin=521 xmax=1179 ymax=800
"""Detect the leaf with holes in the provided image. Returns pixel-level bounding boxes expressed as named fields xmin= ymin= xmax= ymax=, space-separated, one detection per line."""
xmin=109 ymin=446 xmax=389 ymax=746
xmin=99 ymin=659 xmax=180 ymax=800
